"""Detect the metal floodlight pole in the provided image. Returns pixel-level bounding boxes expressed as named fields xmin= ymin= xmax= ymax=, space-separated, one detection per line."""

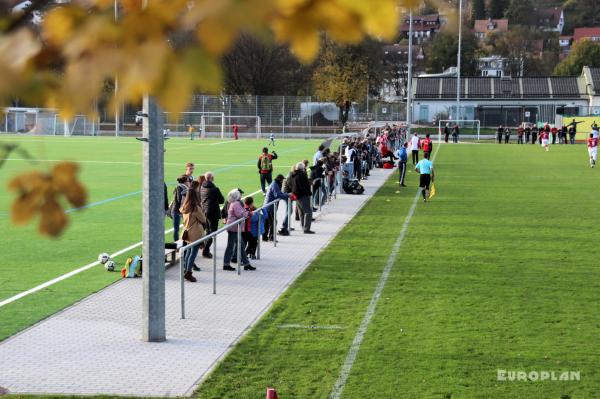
xmin=114 ymin=0 xmax=120 ymax=137
xmin=456 ymin=0 xmax=463 ymax=122
xmin=141 ymin=96 xmax=166 ymax=342
xmin=141 ymin=0 xmax=165 ymax=343
xmin=406 ymin=9 xmax=414 ymax=135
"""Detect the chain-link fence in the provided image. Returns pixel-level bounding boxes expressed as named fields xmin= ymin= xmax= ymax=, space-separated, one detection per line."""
xmin=2 ymin=95 xmax=407 ymax=138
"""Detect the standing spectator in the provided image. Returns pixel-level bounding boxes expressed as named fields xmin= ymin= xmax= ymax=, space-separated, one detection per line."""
xmin=310 ymin=159 xmax=325 ymax=208
xmin=531 ymin=127 xmax=538 ymax=144
xmin=410 ymin=132 xmax=420 ymax=165
xmin=180 ymin=181 xmax=207 ymax=282
xmin=504 ymin=127 xmax=511 ymax=144
xmin=421 ymin=134 xmax=433 ymax=158
xmin=313 ymin=144 xmax=325 ymax=165
xmin=344 ymin=144 xmax=356 ymax=178
xmin=568 ymin=125 xmax=576 ymax=144
xmin=561 ymin=125 xmax=568 ymax=144
xmin=551 ymin=125 xmax=558 ymax=144
xmin=223 ymin=189 xmax=254 ymax=271
xmin=232 ymin=123 xmax=239 ymax=140
xmin=587 ymin=133 xmax=598 ymax=168
xmin=258 ymin=147 xmax=278 ymax=194
xmin=451 ymin=124 xmax=459 ymax=143
xmin=200 ymin=171 xmax=224 ymax=259
xmin=290 ymin=162 xmax=314 ymax=234
xmin=566 ymin=119 xmax=583 ymax=143
xmin=263 ymin=174 xmax=290 ymax=241
xmin=280 ymin=164 xmax=296 ymax=235
xmin=184 ymin=162 xmax=195 ymax=184
xmin=395 ymin=142 xmax=408 ymax=187
xmin=172 ymin=175 xmax=189 ymax=241
xmin=525 ymin=124 xmax=531 ymax=144
xmin=496 ymin=125 xmax=503 ymax=144
xmin=242 ymin=197 xmax=258 ymax=259
xmin=517 ymin=125 xmax=524 ymax=144
xmin=444 ymin=123 xmax=450 ymax=143
xmin=415 ymin=152 xmax=435 ymax=203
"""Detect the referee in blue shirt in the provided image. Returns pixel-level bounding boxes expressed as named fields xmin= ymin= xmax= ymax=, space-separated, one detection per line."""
xmin=395 ymin=142 xmax=408 ymax=187
xmin=415 ymin=152 xmax=435 ymax=202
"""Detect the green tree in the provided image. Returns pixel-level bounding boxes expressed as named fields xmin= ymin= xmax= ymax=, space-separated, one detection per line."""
xmin=424 ymin=30 xmax=479 ymax=75
xmin=489 ymin=0 xmax=509 ymax=19
xmin=472 ymin=0 xmax=486 ymax=22
xmin=564 ymin=0 xmax=600 ymax=34
xmin=505 ymin=0 xmax=534 ymax=26
xmin=312 ymin=38 xmax=386 ymax=125
xmin=555 ymin=40 xmax=600 ymax=75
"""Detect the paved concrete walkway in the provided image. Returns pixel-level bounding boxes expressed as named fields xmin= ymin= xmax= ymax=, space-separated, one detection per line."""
xmin=0 ymin=169 xmax=392 ymax=397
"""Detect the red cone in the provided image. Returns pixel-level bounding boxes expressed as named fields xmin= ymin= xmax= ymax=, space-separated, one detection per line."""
xmin=266 ymin=388 xmax=279 ymax=399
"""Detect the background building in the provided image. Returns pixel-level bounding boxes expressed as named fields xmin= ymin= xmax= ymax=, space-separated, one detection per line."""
xmin=409 ymin=67 xmax=600 ymax=126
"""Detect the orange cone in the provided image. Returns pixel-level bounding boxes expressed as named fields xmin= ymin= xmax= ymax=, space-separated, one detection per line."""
xmin=266 ymin=388 xmax=279 ymax=399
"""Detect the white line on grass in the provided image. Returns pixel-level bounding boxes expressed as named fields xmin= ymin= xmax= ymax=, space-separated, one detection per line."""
xmin=277 ymin=324 xmax=345 ymax=330
xmin=3 ymin=158 xmax=289 ymax=168
xmin=0 ymin=189 xmax=263 ymax=309
xmin=329 ymin=145 xmax=441 ymax=399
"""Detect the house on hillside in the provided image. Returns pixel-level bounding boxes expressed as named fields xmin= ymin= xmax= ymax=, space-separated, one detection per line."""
xmin=400 ymin=14 xmax=441 ymax=44
xmin=380 ymin=44 xmax=426 ymax=101
xmin=573 ymin=27 xmax=600 ymax=43
xmin=477 ymin=56 xmax=507 ymax=78
xmin=533 ymin=7 xmax=565 ymax=33
xmin=559 ymin=36 xmax=573 ymax=59
xmin=473 ymin=18 xmax=508 ymax=42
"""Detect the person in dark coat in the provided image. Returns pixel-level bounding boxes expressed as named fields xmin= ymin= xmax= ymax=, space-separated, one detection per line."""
xmin=200 ymin=171 xmax=224 ymax=258
xmin=289 ymin=162 xmax=314 ymax=234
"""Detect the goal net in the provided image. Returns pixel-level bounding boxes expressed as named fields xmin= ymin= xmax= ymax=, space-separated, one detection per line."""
xmin=53 ymin=115 xmax=97 ymax=136
xmin=224 ymin=115 xmax=262 ymax=139
xmin=2 ymin=108 xmax=97 ymax=136
xmin=438 ymin=119 xmax=481 ymax=142
xmin=163 ymin=111 xmax=225 ymax=138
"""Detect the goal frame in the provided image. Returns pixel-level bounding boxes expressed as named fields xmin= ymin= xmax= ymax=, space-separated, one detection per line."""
xmin=438 ymin=119 xmax=481 ymax=142
xmin=163 ymin=111 xmax=225 ymax=138
xmin=224 ymin=115 xmax=262 ymax=139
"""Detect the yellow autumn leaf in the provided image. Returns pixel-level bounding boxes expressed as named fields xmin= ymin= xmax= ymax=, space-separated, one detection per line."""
xmin=52 ymin=162 xmax=87 ymax=207
xmin=43 ymin=6 xmax=84 ymax=46
xmin=197 ymin=17 xmax=238 ymax=55
xmin=39 ymin=197 xmax=68 ymax=237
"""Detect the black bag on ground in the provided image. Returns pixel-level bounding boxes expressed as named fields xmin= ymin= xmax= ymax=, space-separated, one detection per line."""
xmin=342 ymin=178 xmax=364 ymax=195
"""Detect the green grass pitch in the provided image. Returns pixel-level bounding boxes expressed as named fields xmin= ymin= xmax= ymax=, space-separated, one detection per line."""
xmin=0 ymin=135 xmax=320 ymax=341
xmin=196 ymin=143 xmax=600 ymax=399
xmin=1 ymin=138 xmax=599 ymax=398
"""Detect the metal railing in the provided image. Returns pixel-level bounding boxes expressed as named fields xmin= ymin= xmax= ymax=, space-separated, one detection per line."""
xmin=178 ymin=198 xmax=282 ymax=319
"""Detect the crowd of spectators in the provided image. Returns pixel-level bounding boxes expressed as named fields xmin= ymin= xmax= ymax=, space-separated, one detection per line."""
xmin=166 ymin=125 xmax=422 ymax=282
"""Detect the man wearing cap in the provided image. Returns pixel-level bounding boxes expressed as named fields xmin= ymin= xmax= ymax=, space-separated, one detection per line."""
xmin=263 ymin=174 xmax=290 ymax=241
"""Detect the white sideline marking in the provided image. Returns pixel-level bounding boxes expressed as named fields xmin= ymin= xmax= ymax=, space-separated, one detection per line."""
xmin=277 ymin=324 xmax=344 ymax=330
xmin=329 ymin=145 xmax=441 ymax=399
xmin=0 ymin=189 xmax=263 ymax=309
xmin=3 ymin=158 xmax=290 ymax=168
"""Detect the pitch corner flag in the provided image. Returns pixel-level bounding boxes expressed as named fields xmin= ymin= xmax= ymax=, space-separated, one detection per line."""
xmin=429 ymin=183 xmax=436 ymax=199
